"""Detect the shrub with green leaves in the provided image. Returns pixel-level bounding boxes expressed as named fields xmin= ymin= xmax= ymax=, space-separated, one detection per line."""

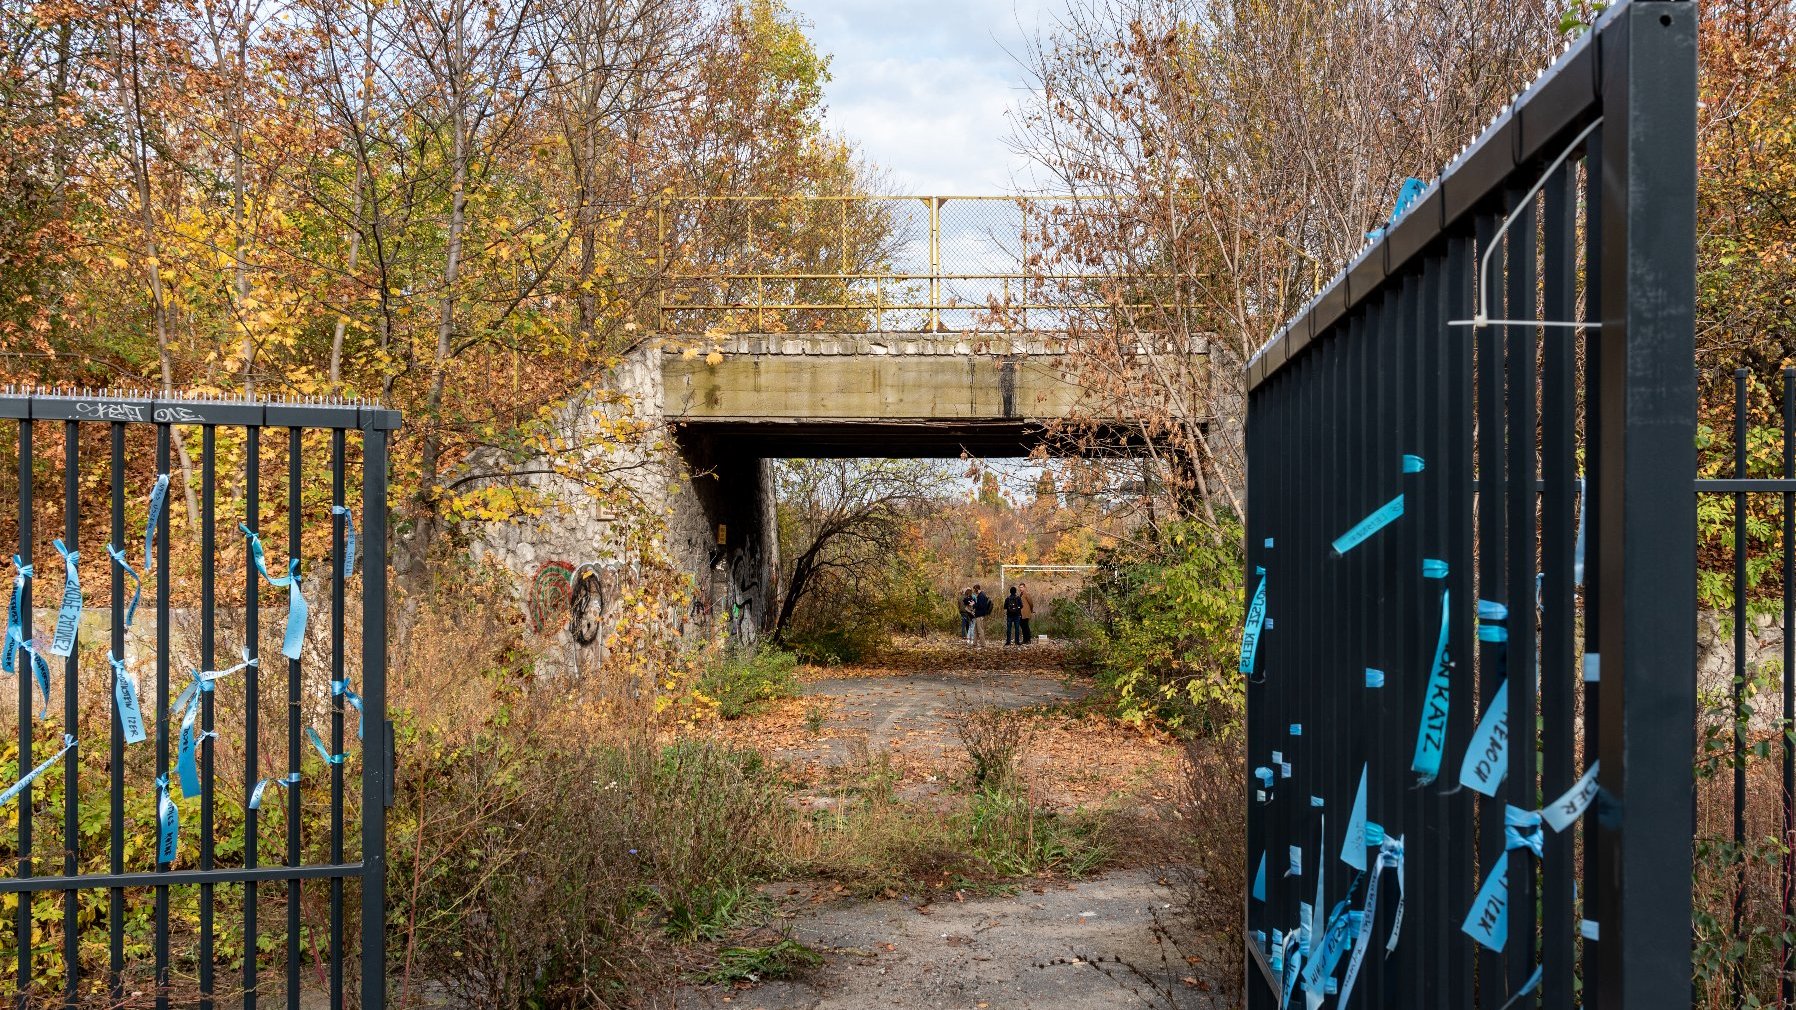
xmin=1089 ymin=519 xmax=1246 ymax=734
xmin=697 ymin=645 xmax=801 ymax=718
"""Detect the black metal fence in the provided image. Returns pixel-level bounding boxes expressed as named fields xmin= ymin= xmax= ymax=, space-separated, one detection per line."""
xmin=1242 ymin=3 xmax=1695 ymax=1008
xmin=0 ymin=391 xmax=394 ymax=1008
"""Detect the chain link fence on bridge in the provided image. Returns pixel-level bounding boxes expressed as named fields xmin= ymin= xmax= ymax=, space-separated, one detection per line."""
xmin=652 ymin=196 xmax=1179 ymax=335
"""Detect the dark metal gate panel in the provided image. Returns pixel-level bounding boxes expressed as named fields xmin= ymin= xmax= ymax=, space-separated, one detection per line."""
xmin=1242 ymin=3 xmax=1695 ymax=1007
xmin=0 ymin=391 xmax=394 ymax=1009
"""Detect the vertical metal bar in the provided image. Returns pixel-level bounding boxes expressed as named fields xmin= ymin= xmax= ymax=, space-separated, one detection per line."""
xmin=61 ymin=420 xmax=79 ymax=1007
xmin=1541 ymin=161 xmax=1579 ymax=1010
xmin=15 ymin=416 xmax=30 ymax=1009
xmin=929 ymin=197 xmax=941 ymax=332
xmin=1734 ymin=367 xmax=1750 ymax=990
xmin=1784 ymin=366 xmax=1795 ymax=1009
xmin=245 ymin=425 xmax=261 ymax=1010
xmin=1445 ymin=229 xmax=1477 ymax=1010
xmin=1396 ymin=270 xmax=1425 ymax=1002
xmin=361 ymin=421 xmax=391 ymax=1010
xmin=287 ymin=427 xmax=302 ymax=1010
xmin=1580 ymin=126 xmax=1605 ymax=1010
xmin=200 ymin=424 xmax=216 ymax=1009
xmin=155 ymin=422 xmax=170 ymax=1010
xmin=108 ymin=421 xmax=125 ymax=1000
xmin=1418 ymin=251 xmax=1451 ymax=1008
xmin=1475 ymin=206 xmax=1507 ymax=1004
xmin=1592 ymin=7 xmax=1698 ymax=1006
xmin=1505 ymin=192 xmax=1539 ymax=998
xmin=330 ymin=429 xmax=346 ymax=1010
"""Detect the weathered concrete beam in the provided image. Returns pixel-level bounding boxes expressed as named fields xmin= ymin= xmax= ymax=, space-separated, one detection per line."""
xmin=664 ymin=353 xmax=1084 ymax=423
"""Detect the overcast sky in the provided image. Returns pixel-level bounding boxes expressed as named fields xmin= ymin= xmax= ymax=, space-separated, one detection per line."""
xmin=787 ymin=0 xmax=1048 ymax=194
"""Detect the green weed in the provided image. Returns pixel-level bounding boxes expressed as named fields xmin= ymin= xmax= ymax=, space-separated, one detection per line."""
xmin=693 ymin=939 xmax=825 ymax=984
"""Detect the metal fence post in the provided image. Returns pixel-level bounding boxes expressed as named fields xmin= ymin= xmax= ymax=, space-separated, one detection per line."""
xmin=1592 ymin=5 xmax=1698 ymax=1007
xmin=361 ymin=416 xmax=393 ymax=1010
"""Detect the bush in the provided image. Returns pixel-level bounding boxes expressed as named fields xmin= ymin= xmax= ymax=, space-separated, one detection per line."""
xmin=948 ymin=703 xmax=1036 ymax=788
xmin=782 ymin=622 xmax=884 ymax=665
xmin=1040 ymin=594 xmax=1099 ymax=642
xmin=697 ymin=645 xmax=801 ymax=718
xmin=1090 ymin=519 xmax=1246 ymax=733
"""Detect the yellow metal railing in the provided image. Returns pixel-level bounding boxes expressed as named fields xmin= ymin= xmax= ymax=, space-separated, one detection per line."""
xmin=652 ymin=195 xmax=1178 ymax=334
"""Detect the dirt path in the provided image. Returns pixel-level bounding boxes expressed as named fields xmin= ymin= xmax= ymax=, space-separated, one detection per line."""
xmin=686 ymin=642 xmax=1220 ymax=1010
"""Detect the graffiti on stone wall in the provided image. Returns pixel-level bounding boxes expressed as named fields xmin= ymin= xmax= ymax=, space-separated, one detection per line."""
xmin=569 ymin=564 xmax=607 ymax=646
xmin=527 ymin=560 xmax=577 ymax=633
xmin=526 ymin=559 xmax=612 ymax=646
xmin=724 ymin=539 xmax=764 ymax=643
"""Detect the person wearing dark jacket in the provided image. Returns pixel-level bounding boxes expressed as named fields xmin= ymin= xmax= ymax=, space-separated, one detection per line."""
xmin=1003 ymin=586 xmax=1024 ymax=645
xmin=958 ymin=587 xmax=976 ymax=643
xmin=971 ymin=584 xmax=992 ymax=646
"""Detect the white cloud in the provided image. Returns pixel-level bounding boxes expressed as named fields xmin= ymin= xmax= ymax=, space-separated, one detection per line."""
xmin=789 ymin=0 xmax=1047 ymax=194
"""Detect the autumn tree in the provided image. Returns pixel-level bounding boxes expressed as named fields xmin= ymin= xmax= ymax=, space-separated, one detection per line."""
xmin=1012 ymin=0 xmax=1562 ymax=532
xmin=771 ymin=458 xmax=949 ymax=643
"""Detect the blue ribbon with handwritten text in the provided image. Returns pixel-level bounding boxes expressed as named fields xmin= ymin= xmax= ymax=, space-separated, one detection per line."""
xmin=332 ymin=505 xmax=358 ymax=580
xmin=1462 ymin=763 xmax=1604 ymax=952
xmin=48 ymin=539 xmax=81 ymax=657
xmin=145 ymin=472 xmax=169 ymax=571
xmin=1332 ymin=496 xmax=1404 ymax=555
xmin=4 ymin=555 xmax=29 ymax=676
xmin=108 ymin=652 xmax=147 ymax=745
xmin=1240 ymin=566 xmax=1267 ymax=676
xmin=1411 ymin=565 xmax=1452 ymax=785
xmin=1459 ymin=679 xmax=1511 ymax=797
xmin=156 ymin=774 xmax=179 ymax=865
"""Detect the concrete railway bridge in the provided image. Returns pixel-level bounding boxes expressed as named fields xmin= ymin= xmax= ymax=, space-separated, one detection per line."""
xmin=473 ymin=196 xmax=1203 ymax=646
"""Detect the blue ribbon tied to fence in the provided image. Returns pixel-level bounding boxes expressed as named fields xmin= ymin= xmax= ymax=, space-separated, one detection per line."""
xmin=174 ymin=652 xmax=257 ymax=797
xmin=1461 ymin=761 xmax=1603 ymax=953
xmin=249 ymin=772 xmax=301 ymax=810
xmin=1 ymin=733 xmax=76 ymax=807
xmin=1458 ymin=679 xmax=1511 ymax=796
xmin=4 ymin=558 xmax=53 ymax=719
xmin=106 ymin=542 xmax=142 ymax=629
xmin=1332 ymin=495 xmax=1405 ymax=555
xmin=241 ymin=524 xmax=309 ymax=660
xmin=306 ymin=725 xmax=348 ymax=766
xmin=48 ymin=538 xmax=81 ymax=657
xmin=334 ymin=677 xmax=365 ymax=738
xmin=1411 ymin=564 xmax=1452 ymax=785
xmin=107 ymin=651 xmax=147 ymax=745
xmin=156 ymin=773 xmax=179 ymax=865
xmin=331 ymin=505 xmax=358 ymax=580
xmin=1337 ymin=832 xmax=1405 ymax=1007
xmin=1331 ymin=454 xmax=1427 ymax=555
xmin=4 ymin=554 xmax=30 ymax=674
xmin=1240 ymin=565 xmax=1268 ymax=676
xmin=144 ymin=472 xmax=169 ymax=572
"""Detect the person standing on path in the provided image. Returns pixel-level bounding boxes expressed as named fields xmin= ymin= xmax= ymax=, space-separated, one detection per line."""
xmin=958 ymin=587 xmax=976 ymax=643
xmin=1003 ymin=586 xmax=1024 ymax=645
xmin=972 ymin=584 xmax=992 ymax=647
xmin=1018 ymin=583 xmax=1035 ymax=644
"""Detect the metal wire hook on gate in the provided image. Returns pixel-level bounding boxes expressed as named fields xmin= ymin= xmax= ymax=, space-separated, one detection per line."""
xmin=1449 ymin=117 xmax=1605 ymax=331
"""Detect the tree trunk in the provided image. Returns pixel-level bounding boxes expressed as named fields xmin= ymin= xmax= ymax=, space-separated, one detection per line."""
xmin=418 ymin=0 xmax=469 ymax=501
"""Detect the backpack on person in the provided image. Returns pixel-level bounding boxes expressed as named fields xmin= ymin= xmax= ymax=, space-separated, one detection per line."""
xmin=974 ymin=591 xmax=992 ymax=617
xmin=1005 ymin=593 xmax=1022 ymax=615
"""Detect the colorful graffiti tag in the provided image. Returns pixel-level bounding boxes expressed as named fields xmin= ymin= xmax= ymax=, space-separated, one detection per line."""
xmin=526 ymin=560 xmax=576 ymax=633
